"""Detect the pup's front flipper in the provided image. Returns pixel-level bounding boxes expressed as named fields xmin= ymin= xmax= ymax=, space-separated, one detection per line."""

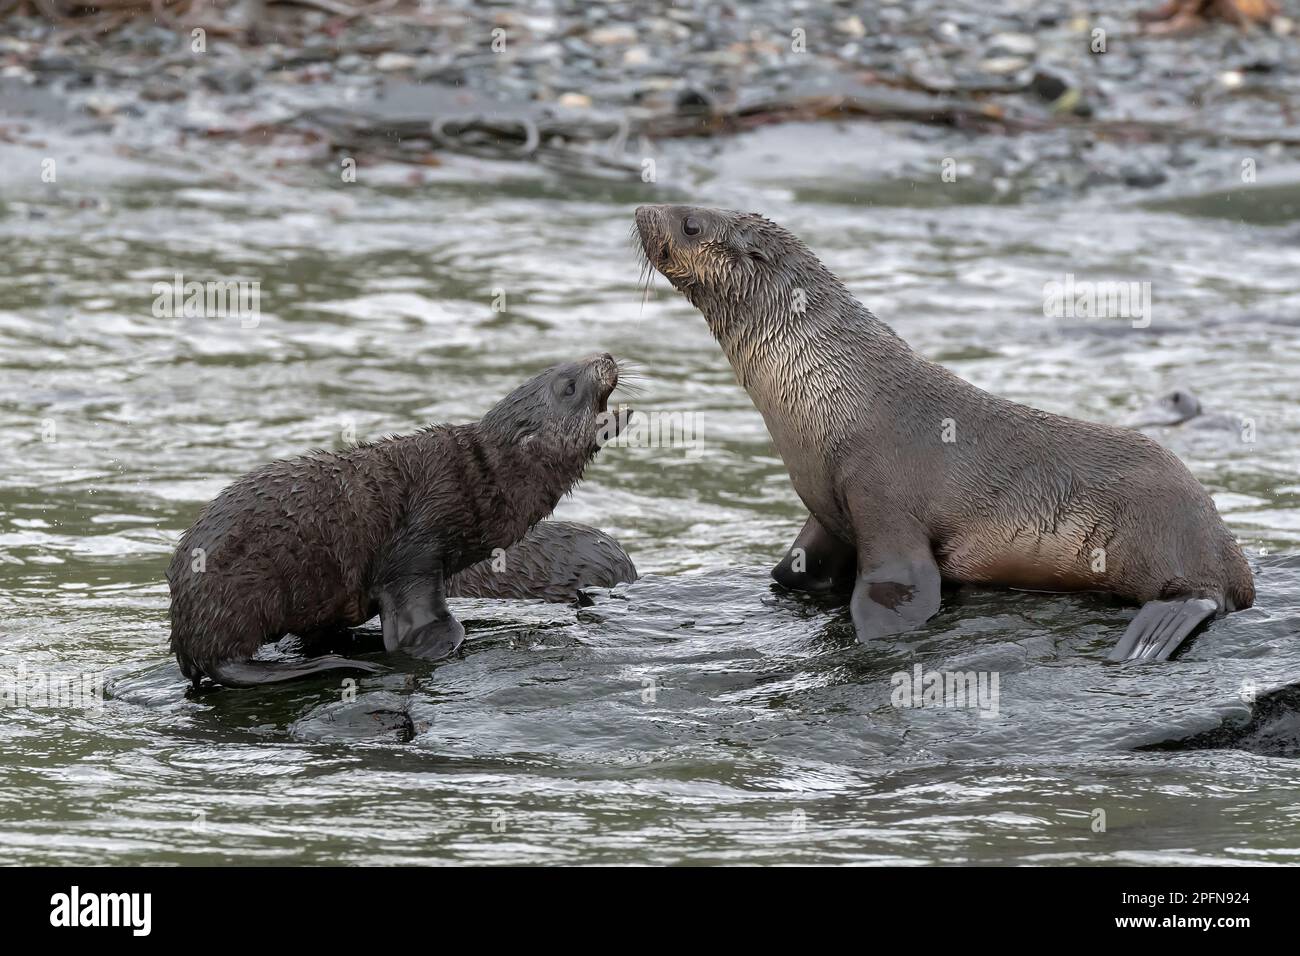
xmin=379 ymin=577 xmax=465 ymax=662
xmin=849 ymin=514 xmax=941 ymax=641
xmin=772 ymin=513 xmax=857 ymax=594
xmin=1108 ymin=596 xmax=1218 ymax=662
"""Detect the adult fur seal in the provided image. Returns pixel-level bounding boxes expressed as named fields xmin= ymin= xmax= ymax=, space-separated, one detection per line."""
xmin=635 ymin=204 xmax=1253 ymax=661
xmin=168 ymin=354 xmax=629 ymax=687
xmin=447 ymin=520 xmax=637 ymax=604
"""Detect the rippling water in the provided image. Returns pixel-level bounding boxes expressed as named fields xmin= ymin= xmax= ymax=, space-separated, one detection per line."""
xmin=2 ymin=122 xmax=1298 ymax=864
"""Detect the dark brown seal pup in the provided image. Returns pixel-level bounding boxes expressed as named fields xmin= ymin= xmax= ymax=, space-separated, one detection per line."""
xmin=447 ymin=520 xmax=637 ymax=604
xmin=634 ymin=204 xmax=1254 ymax=661
xmin=168 ymin=354 xmax=628 ymax=687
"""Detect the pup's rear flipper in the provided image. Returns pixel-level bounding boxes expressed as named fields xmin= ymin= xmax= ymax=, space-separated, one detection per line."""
xmin=1108 ymin=597 xmax=1219 ymax=662
xmin=204 ymin=655 xmax=388 ymax=688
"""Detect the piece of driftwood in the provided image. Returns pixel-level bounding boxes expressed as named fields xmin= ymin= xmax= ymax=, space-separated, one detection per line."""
xmin=1140 ymin=0 xmax=1280 ymax=32
xmin=643 ymin=87 xmax=1300 ymax=149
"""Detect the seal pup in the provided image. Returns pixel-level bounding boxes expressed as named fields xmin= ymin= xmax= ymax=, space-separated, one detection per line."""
xmin=168 ymin=355 xmax=629 ymax=687
xmin=447 ymin=520 xmax=637 ymax=604
xmin=634 ymin=205 xmax=1254 ymax=661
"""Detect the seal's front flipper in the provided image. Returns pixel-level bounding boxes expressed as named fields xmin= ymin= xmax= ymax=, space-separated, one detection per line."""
xmin=850 ymin=553 xmax=942 ymax=641
xmin=1108 ymin=597 xmax=1218 ymax=662
xmin=379 ymin=578 xmax=465 ymax=662
xmin=847 ymin=509 xmax=941 ymax=641
xmin=398 ymin=615 xmax=465 ymax=661
xmin=772 ymin=514 xmax=856 ymax=594
xmin=205 ymin=655 xmax=388 ymax=688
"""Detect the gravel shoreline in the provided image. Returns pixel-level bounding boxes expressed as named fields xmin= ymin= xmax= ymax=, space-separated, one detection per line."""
xmin=3 ymin=1 xmax=1299 ymax=194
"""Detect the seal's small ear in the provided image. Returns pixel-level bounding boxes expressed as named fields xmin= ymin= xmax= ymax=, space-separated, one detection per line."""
xmin=730 ymin=223 xmax=769 ymax=264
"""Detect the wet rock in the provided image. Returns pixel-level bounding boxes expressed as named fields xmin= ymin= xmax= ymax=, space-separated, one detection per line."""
xmin=141 ymin=80 xmax=187 ymax=103
xmin=289 ymin=691 xmax=416 ymax=743
xmin=520 ymin=15 xmax=558 ymax=35
xmin=836 ymin=15 xmax=867 ymax=38
xmin=516 ymin=41 xmax=565 ymax=65
xmin=276 ymin=48 xmax=338 ymax=68
xmin=415 ymin=59 xmax=466 ymax=84
xmin=561 ymin=37 xmax=597 ymax=60
xmin=1029 ymin=68 xmax=1070 ymax=104
xmin=31 ymin=53 xmax=79 ymax=73
xmin=83 ymin=95 xmax=123 ymax=118
xmin=978 ymin=56 xmax=1031 ymax=76
xmin=1168 ymin=143 xmax=1198 ymax=169
xmin=336 ymin=53 xmax=368 ymax=73
xmin=987 ymin=32 xmax=1038 ymax=58
xmin=589 ymin=25 xmax=637 ymax=46
xmin=1143 ymin=685 xmax=1300 ymax=757
xmin=675 ymin=87 xmax=714 ymax=115
xmin=904 ymin=53 xmax=959 ymax=92
xmin=645 ymin=16 xmax=691 ymax=41
xmin=1121 ymin=162 xmax=1168 ymax=189
xmin=934 ymin=21 xmax=963 ymax=42
xmin=201 ymin=70 xmax=256 ymax=94
xmin=376 ymin=52 xmax=418 ymax=73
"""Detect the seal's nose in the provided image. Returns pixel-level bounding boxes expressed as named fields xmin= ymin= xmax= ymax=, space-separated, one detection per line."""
xmin=583 ymin=352 xmax=619 ymax=389
xmin=634 ymin=204 xmax=668 ymax=237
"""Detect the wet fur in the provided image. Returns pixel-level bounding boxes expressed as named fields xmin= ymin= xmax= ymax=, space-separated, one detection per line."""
xmin=447 ymin=520 xmax=638 ymax=603
xmin=168 ymin=357 xmax=622 ymax=683
xmin=635 ymin=205 xmax=1253 ymax=622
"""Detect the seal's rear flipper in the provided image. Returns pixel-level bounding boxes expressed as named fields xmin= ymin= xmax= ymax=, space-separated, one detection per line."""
xmin=205 ymin=655 xmax=389 ymax=688
xmin=772 ymin=514 xmax=857 ymax=594
xmin=1108 ymin=597 xmax=1219 ymax=662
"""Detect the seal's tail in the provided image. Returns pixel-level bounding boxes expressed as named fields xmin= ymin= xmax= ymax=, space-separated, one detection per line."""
xmin=200 ymin=655 xmax=389 ymax=688
xmin=1107 ymin=596 xmax=1220 ymax=662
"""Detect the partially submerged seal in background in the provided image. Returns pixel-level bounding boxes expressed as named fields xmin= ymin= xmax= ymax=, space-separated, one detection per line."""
xmin=1123 ymin=387 xmax=1245 ymax=433
xmin=447 ymin=520 xmax=637 ymax=603
xmin=635 ymin=204 xmax=1254 ymax=661
xmin=168 ymin=354 xmax=629 ymax=687
xmin=1124 ymin=388 xmax=1206 ymax=428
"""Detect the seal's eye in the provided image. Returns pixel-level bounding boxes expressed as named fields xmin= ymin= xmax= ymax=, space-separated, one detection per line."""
xmin=563 ymin=380 xmax=576 ymax=397
xmin=682 ymin=216 xmax=701 ymax=237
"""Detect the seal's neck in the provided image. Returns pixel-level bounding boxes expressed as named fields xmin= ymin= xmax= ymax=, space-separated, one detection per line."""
xmin=459 ymin=424 xmax=587 ymax=539
xmin=696 ymin=260 xmax=884 ymax=349
xmin=694 ymin=266 xmax=904 ymax=448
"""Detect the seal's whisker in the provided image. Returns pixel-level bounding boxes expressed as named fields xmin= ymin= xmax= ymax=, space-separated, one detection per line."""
xmin=614 ymin=358 xmax=647 ymax=378
xmin=638 ymin=262 xmax=657 ymax=309
xmin=612 ymin=358 xmax=648 ymax=398
xmin=613 ymin=376 xmax=647 ymax=398
xmin=630 ymin=220 xmax=658 ymax=310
